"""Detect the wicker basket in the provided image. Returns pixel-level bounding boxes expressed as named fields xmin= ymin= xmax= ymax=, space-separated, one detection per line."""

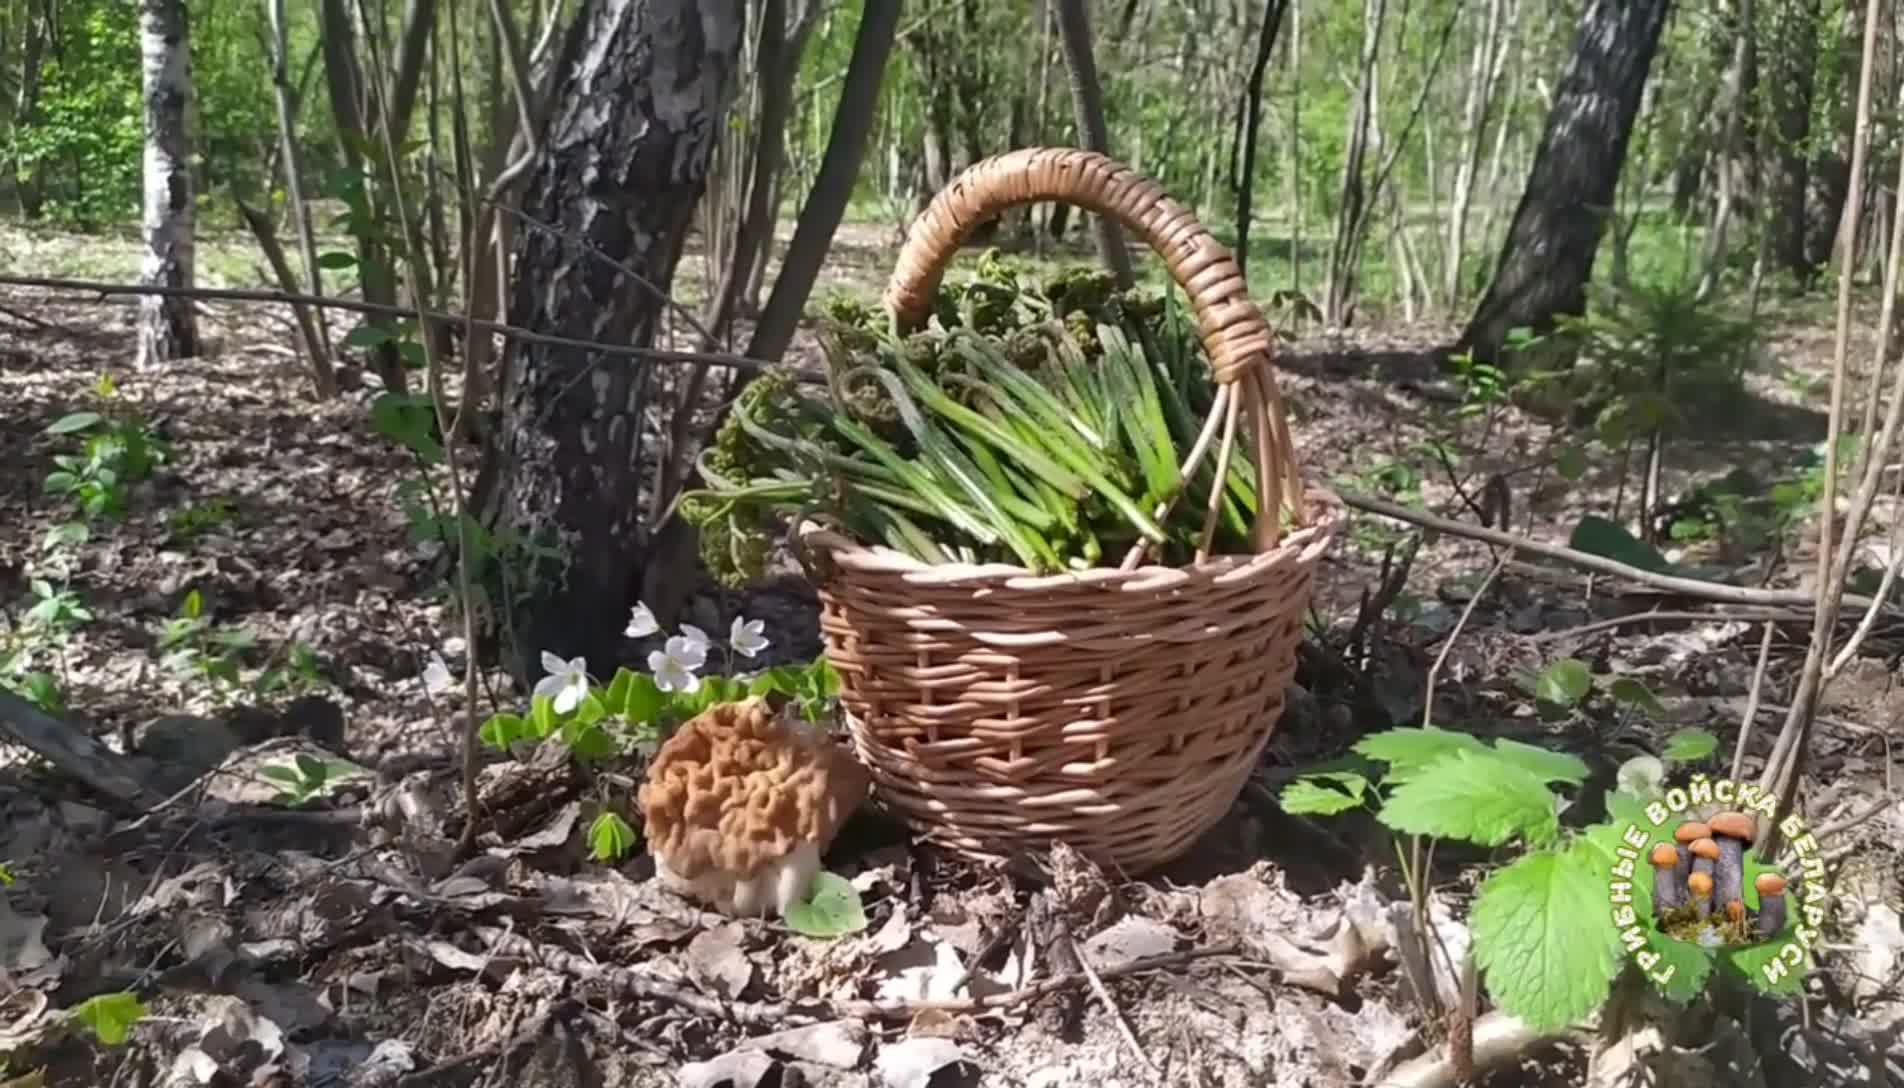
xmin=794 ymin=146 xmax=1343 ymax=873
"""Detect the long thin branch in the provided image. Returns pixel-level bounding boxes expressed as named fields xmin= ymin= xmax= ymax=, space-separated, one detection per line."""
xmin=1339 ymin=490 xmax=1901 ymax=615
xmin=0 ymin=274 xmax=774 ymax=374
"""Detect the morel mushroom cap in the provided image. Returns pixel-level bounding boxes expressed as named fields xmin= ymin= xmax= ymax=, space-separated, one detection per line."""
xmin=637 ymin=696 xmax=871 ymax=918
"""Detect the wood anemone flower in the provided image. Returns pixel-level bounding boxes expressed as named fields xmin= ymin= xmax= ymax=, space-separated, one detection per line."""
xmin=1755 ymin=872 xmax=1789 ymax=942
xmin=1650 ymin=843 xmax=1683 ymax=917
xmin=1708 ymin=810 xmax=1756 ymax=920
xmin=1687 ymin=870 xmax=1714 ymax=920
xmin=1673 ymin=821 xmax=1710 ymax=892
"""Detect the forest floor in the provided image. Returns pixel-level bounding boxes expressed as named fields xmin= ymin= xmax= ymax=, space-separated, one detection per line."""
xmin=0 ymin=221 xmax=1901 ymax=1087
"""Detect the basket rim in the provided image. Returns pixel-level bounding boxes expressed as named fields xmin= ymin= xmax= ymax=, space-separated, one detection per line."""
xmin=794 ymin=484 xmax=1345 ymax=593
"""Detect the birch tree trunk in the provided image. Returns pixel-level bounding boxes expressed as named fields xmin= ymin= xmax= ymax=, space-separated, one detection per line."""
xmin=136 ymin=0 xmax=198 ymax=369
xmin=472 ymin=0 xmax=745 ymax=683
xmin=1458 ymin=0 xmax=1673 ymax=363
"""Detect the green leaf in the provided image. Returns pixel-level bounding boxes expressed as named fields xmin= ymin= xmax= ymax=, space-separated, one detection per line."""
xmin=1471 ymin=844 xmax=1622 ymax=1033
xmin=1722 ymin=938 xmax=1807 ymax=996
xmin=1533 ymin=658 xmax=1593 ymax=707
xmin=620 ymin=674 xmax=665 ymax=723
xmin=45 ymin=411 xmax=102 ymax=435
xmin=1555 ymin=446 xmax=1588 ymax=481
xmin=784 ymin=872 xmax=868 ymax=939
xmin=1569 ymin=515 xmax=1674 ymax=575
xmin=68 ymin=992 xmax=146 ymax=1046
xmin=343 ymin=323 xmax=393 ymax=349
xmin=256 ymin=764 xmax=303 ymax=786
xmin=1608 ymin=677 xmax=1667 ymax=716
xmin=1490 ymin=738 xmax=1590 ymax=786
xmin=1645 ymin=927 xmax=1716 ymax=1003
xmin=1377 ymin=749 xmax=1560 ymax=847
xmin=316 ymin=250 xmax=357 ymax=269
xmin=587 ymin=811 xmax=639 ymax=861
xmin=1352 ymin=725 xmax=1488 ymax=784
xmin=182 ymin=589 xmax=203 ymax=619
xmin=572 ymin=693 xmax=607 ymax=726
xmin=561 ymin=720 xmax=617 ymax=761
xmin=1279 ymin=773 xmax=1370 ymax=816
xmin=478 ymin=713 xmax=528 ymax=750
xmin=1661 ymin=728 xmax=1718 ymax=763
xmin=529 ymin=694 xmax=559 ymax=736
xmin=294 ymin=752 xmax=327 ymax=782
xmin=602 ymin=668 xmax=638 ymax=717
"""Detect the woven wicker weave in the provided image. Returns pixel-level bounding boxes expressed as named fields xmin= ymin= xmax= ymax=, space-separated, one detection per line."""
xmin=795 ymin=147 xmax=1343 ymax=873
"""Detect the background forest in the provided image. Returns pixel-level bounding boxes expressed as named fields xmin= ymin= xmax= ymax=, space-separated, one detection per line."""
xmin=0 ymin=0 xmax=1900 ymax=1086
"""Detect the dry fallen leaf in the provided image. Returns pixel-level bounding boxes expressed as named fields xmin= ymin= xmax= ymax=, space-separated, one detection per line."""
xmin=686 ymin=921 xmax=754 ymax=999
xmin=677 ymin=1049 xmax=777 ymax=1088
xmin=1080 ymin=915 xmax=1178 ymax=969
xmin=740 ymin=1019 xmax=867 ymax=1068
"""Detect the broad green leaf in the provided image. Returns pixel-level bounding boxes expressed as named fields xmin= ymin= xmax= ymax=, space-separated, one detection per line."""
xmin=1644 ymin=927 xmax=1716 ymax=1003
xmin=785 ymin=872 xmax=868 ymax=939
xmin=316 ymin=250 xmax=357 ymax=269
xmin=1490 ymin=738 xmax=1590 ymax=785
xmin=620 ymin=673 xmax=665 ymax=724
xmin=44 ymin=411 xmax=102 ymax=435
xmin=69 ymin=992 xmax=146 ymax=1046
xmin=602 ymin=668 xmax=638 ymax=717
xmin=529 ymin=694 xmax=559 ymax=736
xmin=572 ymin=693 xmax=607 ymax=726
xmin=343 ymin=323 xmax=392 ymax=349
xmin=562 ymin=720 xmax=617 ymax=762
xmin=478 ymin=712 xmax=527 ymax=750
xmin=1534 ymin=659 xmax=1593 ymax=707
xmin=1555 ymin=446 xmax=1588 ymax=481
xmin=1377 ymin=749 xmax=1559 ymax=847
xmin=182 ymin=589 xmax=204 ymax=619
xmin=1608 ymin=677 xmax=1666 ymax=716
xmin=1661 ymin=728 xmax=1718 ymax=764
xmin=1471 ymin=844 xmax=1622 ymax=1032
xmin=294 ymin=752 xmax=327 ymax=781
xmin=257 ymin=764 xmax=302 ymax=786
xmin=1279 ymin=773 xmax=1370 ymax=816
xmin=588 ymin=811 xmax=638 ymax=861
xmin=1569 ymin=515 xmax=1673 ymax=575
xmin=1352 ymin=725 xmax=1488 ymax=784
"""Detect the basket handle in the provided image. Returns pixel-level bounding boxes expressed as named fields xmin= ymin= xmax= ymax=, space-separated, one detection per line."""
xmin=883 ymin=146 xmax=1306 ymax=553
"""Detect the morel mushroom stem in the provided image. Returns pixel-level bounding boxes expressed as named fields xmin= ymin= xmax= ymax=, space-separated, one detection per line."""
xmin=1650 ymin=843 xmax=1683 ymax=917
xmin=1708 ymin=810 xmax=1755 ymax=918
xmin=1687 ymin=871 xmax=1714 ymax=920
xmin=1755 ymin=873 xmax=1789 ymax=942
xmin=1672 ymin=821 xmax=1710 ymax=893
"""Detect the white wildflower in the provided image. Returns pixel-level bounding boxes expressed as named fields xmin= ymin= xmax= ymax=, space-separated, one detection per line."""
xmin=624 ymin=602 xmax=660 ymax=639
xmin=729 ymin=616 xmax=770 ymax=659
xmin=422 ymin=653 xmax=456 ymax=696
xmin=533 ymin=651 xmax=590 ymax=715
xmin=679 ymin=623 xmax=711 ymax=654
xmin=648 ymin=635 xmax=707 ymax=694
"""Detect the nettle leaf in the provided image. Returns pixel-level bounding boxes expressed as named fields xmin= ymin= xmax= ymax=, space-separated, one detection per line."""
xmin=1279 ymin=772 xmax=1370 ymax=816
xmin=588 ymin=811 xmax=639 ymax=861
xmin=1661 ymin=728 xmax=1719 ymax=763
xmin=69 ymin=991 xmax=146 ymax=1046
xmin=785 ymin=872 xmax=868 ymax=939
xmin=1533 ymin=658 xmax=1593 ymax=707
xmin=1608 ymin=677 xmax=1667 ymax=716
xmin=1377 ymin=749 xmax=1559 ymax=847
xmin=1472 ymin=842 xmax=1622 ymax=1032
xmin=1352 ymin=725 xmax=1488 ymax=784
xmin=1490 ymin=738 xmax=1590 ymax=786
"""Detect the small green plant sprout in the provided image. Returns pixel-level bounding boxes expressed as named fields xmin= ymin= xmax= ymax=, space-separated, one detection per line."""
xmin=65 ymin=991 xmax=146 ymax=1046
xmin=588 ymin=810 xmax=639 ymax=862
xmin=157 ymin=589 xmax=252 ymax=703
xmin=258 ymin=753 xmax=367 ymax=807
xmin=785 ymin=872 xmax=868 ymax=939
xmin=41 ymin=375 xmax=168 ymax=523
xmin=166 ymin=498 xmax=236 ymax=542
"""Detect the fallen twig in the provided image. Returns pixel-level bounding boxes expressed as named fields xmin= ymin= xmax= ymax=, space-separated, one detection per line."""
xmin=1338 ymin=490 xmax=1900 ymax=615
xmin=1073 ymin=938 xmax=1160 ymax=1076
xmin=1529 ymin=606 xmax=1815 ymax=645
xmin=468 ymin=925 xmax=1238 ymax=1025
xmin=1372 ymin=1010 xmax=1573 ymax=1088
xmin=0 ymin=690 xmax=161 ymax=810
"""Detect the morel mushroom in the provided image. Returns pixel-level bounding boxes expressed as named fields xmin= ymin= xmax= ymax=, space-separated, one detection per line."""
xmin=1687 ymin=870 xmax=1714 ymax=918
xmin=1754 ymin=872 xmax=1788 ymax=942
xmin=1708 ymin=810 xmax=1755 ymax=920
xmin=1650 ymin=843 xmax=1683 ymax=917
xmin=1672 ymin=821 xmax=1710 ymax=891
xmin=637 ymin=696 xmax=871 ymax=918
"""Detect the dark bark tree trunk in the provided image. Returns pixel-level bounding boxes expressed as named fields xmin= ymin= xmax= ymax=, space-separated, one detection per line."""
xmin=1053 ymin=0 xmax=1134 ymax=287
xmin=136 ymin=0 xmax=198 ymax=368
xmin=1801 ymin=1 xmax=1862 ymax=271
xmin=474 ymin=0 xmax=745 ymax=684
xmin=1457 ymin=0 xmax=1674 ymax=364
xmin=744 ymin=0 xmax=902 ymax=366
xmin=1765 ymin=0 xmax=1821 ymax=283
xmin=1231 ymin=0 xmax=1291 ymax=277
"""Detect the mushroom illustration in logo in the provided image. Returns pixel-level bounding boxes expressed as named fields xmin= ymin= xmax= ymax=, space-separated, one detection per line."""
xmin=1651 ymin=812 xmax=1793 ymax=947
